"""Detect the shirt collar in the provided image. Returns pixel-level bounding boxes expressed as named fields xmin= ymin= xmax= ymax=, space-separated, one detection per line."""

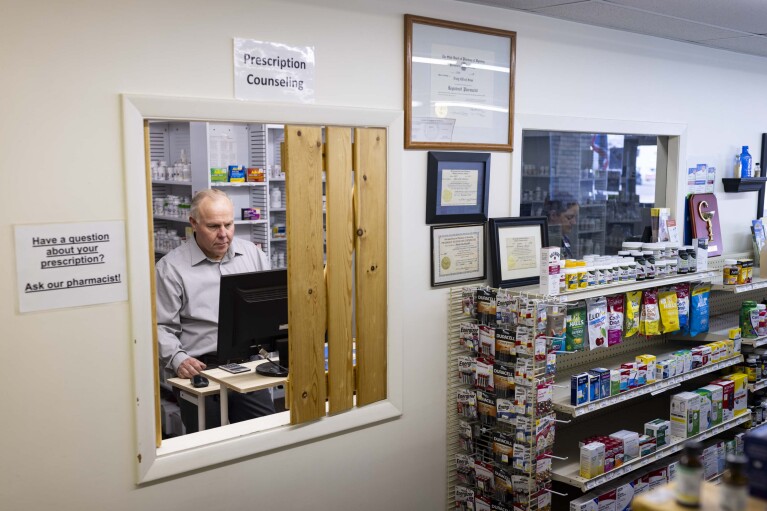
xmin=189 ymin=234 xmax=243 ymax=266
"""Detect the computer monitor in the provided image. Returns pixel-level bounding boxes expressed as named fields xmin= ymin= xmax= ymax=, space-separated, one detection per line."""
xmin=217 ymin=269 xmax=289 ymax=377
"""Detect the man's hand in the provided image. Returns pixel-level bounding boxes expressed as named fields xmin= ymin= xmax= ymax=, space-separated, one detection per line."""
xmin=177 ymin=357 xmax=207 ymax=379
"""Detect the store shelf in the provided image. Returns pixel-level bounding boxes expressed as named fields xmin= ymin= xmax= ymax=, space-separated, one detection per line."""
xmin=234 ymin=219 xmax=267 ymax=225
xmin=153 ymin=215 xmax=189 ymax=223
xmin=551 ymin=412 xmax=752 ymax=492
xmin=742 ymin=335 xmax=767 ymax=348
xmin=270 ymin=237 xmax=287 ymax=242
xmin=211 ymin=181 xmax=266 ymax=187
xmin=552 ymin=352 xmax=743 ymax=417
xmin=152 ymin=179 xmax=192 ymax=186
xmin=269 ymin=177 xmax=285 ymax=181
xmin=748 ymin=378 xmax=767 ymax=392
xmin=515 ymin=271 xmax=715 ymax=302
xmin=722 ymin=177 xmax=767 ymax=193
xmin=271 ymin=207 xmax=286 ymax=212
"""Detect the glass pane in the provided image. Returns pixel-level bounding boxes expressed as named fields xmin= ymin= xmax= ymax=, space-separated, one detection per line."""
xmin=521 ymin=130 xmax=660 ymax=259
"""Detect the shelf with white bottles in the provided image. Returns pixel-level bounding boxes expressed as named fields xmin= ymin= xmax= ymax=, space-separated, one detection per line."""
xmin=152 ymin=179 xmax=192 ymax=186
xmin=153 ymin=215 xmax=190 ymax=224
xmin=516 ymin=271 xmax=716 ymax=303
xmin=234 ymin=219 xmax=267 ymax=225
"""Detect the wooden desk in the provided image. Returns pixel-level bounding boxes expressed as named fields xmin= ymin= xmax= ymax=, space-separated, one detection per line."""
xmin=201 ymin=359 xmax=288 ymax=425
xmin=633 ymin=482 xmax=767 ymax=511
xmin=167 ymin=377 xmax=221 ymax=431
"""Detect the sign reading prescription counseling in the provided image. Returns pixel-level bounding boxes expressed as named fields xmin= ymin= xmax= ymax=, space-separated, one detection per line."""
xmin=14 ymin=220 xmax=128 ymax=313
xmin=234 ymin=38 xmax=315 ymax=103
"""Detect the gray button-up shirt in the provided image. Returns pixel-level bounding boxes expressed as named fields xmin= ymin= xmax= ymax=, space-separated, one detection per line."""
xmin=156 ymin=236 xmax=270 ymax=374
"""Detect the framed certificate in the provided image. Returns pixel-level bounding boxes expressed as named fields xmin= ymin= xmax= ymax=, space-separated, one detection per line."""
xmin=426 ymin=151 xmax=490 ymax=224
xmin=405 ymin=14 xmax=516 ymax=151
xmin=430 ymin=223 xmax=487 ymax=287
xmin=489 ymin=217 xmax=548 ymax=288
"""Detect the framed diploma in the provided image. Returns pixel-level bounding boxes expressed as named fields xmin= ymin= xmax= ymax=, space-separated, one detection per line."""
xmin=405 ymin=14 xmax=516 ymax=151
xmin=430 ymin=223 xmax=487 ymax=287
xmin=426 ymin=151 xmax=490 ymax=224
xmin=489 ymin=217 xmax=548 ymax=288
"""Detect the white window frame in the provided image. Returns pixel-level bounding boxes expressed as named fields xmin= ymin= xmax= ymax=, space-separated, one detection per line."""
xmin=511 ymin=114 xmax=687 ymax=223
xmin=123 ymin=94 xmax=404 ymax=483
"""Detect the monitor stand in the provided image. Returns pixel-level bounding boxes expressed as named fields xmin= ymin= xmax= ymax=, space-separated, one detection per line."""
xmin=256 ymin=361 xmax=288 ymax=378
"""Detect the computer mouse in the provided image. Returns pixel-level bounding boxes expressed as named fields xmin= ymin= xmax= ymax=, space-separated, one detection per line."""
xmin=192 ymin=375 xmax=209 ymax=388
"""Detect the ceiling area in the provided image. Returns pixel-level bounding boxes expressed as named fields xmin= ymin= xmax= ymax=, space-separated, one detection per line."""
xmin=455 ymin=0 xmax=767 ymax=58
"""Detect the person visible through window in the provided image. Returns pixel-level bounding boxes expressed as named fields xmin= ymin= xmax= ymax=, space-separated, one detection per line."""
xmin=544 ymin=197 xmax=579 ymax=259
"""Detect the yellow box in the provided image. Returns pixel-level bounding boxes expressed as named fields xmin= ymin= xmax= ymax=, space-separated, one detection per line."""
xmin=723 ymin=339 xmax=735 ymax=357
xmin=724 ymin=373 xmax=748 ymax=416
xmin=636 ymin=354 xmax=657 ymax=383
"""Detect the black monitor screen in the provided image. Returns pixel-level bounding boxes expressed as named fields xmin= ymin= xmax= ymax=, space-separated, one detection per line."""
xmin=217 ymin=269 xmax=288 ymax=369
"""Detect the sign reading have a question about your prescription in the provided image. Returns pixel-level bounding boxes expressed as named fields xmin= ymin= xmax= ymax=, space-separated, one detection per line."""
xmin=14 ymin=221 xmax=128 ymax=313
xmin=233 ymin=38 xmax=315 ymax=103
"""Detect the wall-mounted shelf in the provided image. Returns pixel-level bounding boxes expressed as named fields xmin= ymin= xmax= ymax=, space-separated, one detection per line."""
xmin=721 ymin=176 xmax=767 ymax=220
xmin=721 ymin=177 xmax=767 ymax=193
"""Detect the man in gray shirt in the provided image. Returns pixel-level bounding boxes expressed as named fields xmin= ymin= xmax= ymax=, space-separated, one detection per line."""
xmin=156 ymin=189 xmax=275 ymax=432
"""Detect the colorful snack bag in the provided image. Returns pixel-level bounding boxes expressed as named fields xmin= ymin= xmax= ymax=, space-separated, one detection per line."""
xmin=587 ymin=297 xmax=608 ymax=349
xmin=659 ymin=288 xmax=680 ymax=333
xmin=689 ymin=284 xmax=711 ymax=337
xmin=565 ymin=301 xmax=587 ymax=352
xmin=607 ymin=295 xmax=624 ymax=346
xmin=625 ymin=291 xmax=642 ymax=338
xmin=675 ymin=283 xmax=690 ymax=333
xmin=639 ymin=289 xmax=661 ymax=336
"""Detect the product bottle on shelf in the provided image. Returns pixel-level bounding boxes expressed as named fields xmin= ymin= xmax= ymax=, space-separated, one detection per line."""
xmin=720 ymin=454 xmax=748 ymax=511
xmin=740 ymin=146 xmax=752 ymax=178
xmin=675 ymin=441 xmax=703 ymax=508
xmin=733 ymin=154 xmax=742 ymax=178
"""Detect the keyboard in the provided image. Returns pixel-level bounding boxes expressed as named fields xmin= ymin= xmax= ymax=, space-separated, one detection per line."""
xmin=219 ymin=363 xmax=250 ymax=374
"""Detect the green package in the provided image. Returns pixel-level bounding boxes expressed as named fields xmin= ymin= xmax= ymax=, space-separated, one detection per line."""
xmin=565 ymin=301 xmax=586 ymax=352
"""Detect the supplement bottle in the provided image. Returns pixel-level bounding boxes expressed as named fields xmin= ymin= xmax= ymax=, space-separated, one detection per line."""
xmin=720 ymin=454 xmax=748 ymax=511
xmin=675 ymin=441 xmax=703 ymax=508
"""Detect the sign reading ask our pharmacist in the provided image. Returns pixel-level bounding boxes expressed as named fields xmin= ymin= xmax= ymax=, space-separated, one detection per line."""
xmin=233 ymin=38 xmax=315 ymax=103
xmin=14 ymin=220 xmax=128 ymax=313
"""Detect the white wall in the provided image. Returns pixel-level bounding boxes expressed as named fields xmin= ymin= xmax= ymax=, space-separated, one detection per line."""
xmin=2 ymin=0 xmax=767 ymax=509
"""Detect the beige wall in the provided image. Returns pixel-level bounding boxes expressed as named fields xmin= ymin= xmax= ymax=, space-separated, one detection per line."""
xmin=2 ymin=0 xmax=767 ymax=509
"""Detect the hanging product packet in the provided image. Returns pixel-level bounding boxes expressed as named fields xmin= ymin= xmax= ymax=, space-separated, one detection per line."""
xmin=675 ymin=283 xmax=690 ymax=333
xmin=607 ymin=295 xmax=624 ymax=346
xmin=565 ymin=301 xmax=587 ymax=352
xmin=476 ymin=288 xmax=497 ymax=326
xmin=658 ymin=288 xmax=681 ymax=333
xmin=639 ymin=288 xmax=661 ymax=336
xmin=689 ymin=283 xmax=711 ymax=337
xmin=625 ymin=291 xmax=642 ymax=338
xmin=587 ymin=297 xmax=608 ymax=349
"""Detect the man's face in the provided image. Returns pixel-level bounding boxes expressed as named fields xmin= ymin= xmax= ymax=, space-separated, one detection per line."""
xmin=189 ymin=197 xmax=235 ymax=260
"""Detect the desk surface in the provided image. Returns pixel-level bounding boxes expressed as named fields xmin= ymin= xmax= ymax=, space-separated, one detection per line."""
xmin=167 ymin=376 xmax=221 ymax=396
xmin=201 ymin=359 xmax=287 ymax=393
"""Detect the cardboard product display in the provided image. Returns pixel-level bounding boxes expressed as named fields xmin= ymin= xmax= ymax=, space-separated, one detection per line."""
xmin=688 ymin=193 xmax=722 ymax=257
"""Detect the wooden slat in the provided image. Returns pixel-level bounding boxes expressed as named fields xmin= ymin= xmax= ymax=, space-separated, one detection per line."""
xmin=285 ymin=125 xmax=327 ymax=424
xmin=353 ymin=127 xmax=387 ymax=406
xmin=325 ymin=127 xmax=355 ymax=414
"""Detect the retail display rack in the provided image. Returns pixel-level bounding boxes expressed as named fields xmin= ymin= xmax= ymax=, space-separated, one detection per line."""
xmin=447 ymin=253 xmax=767 ymax=510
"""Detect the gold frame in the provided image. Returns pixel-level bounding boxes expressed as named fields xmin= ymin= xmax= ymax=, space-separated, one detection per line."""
xmin=404 ymin=14 xmax=516 ymax=151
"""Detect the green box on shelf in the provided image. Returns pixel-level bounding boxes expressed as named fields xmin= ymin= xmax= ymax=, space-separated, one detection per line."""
xmin=210 ymin=167 xmax=228 ymax=182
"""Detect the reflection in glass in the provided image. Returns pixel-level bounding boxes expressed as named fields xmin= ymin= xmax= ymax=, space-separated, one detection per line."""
xmin=520 ymin=131 xmax=659 ymax=259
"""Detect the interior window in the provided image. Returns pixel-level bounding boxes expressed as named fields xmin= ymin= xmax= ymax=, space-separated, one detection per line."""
xmin=520 ymin=130 xmax=661 ymax=258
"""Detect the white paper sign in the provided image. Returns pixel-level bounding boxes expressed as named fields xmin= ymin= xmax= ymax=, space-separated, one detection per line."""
xmin=15 ymin=221 xmax=128 ymax=312
xmin=233 ymin=38 xmax=315 ymax=103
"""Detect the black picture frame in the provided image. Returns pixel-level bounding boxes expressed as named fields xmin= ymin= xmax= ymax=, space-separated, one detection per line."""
xmin=426 ymin=151 xmax=490 ymax=224
xmin=489 ymin=216 xmax=549 ymax=288
xmin=430 ymin=223 xmax=487 ymax=287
